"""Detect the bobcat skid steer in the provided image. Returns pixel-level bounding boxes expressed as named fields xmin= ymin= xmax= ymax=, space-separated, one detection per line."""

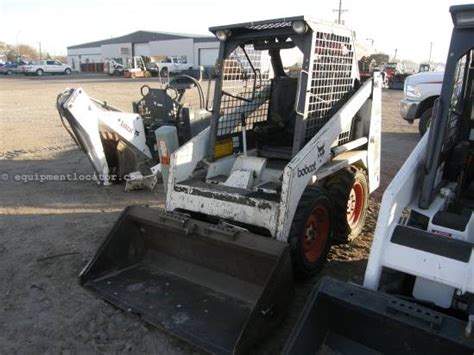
xmin=80 ymin=16 xmax=381 ymax=353
xmin=56 ymin=76 xmax=210 ymax=188
xmin=285 ymin=5 xmax=474 ymax=354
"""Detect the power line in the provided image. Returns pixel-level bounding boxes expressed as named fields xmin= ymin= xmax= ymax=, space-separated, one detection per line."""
xmin=333 ymin=0 xmax=348 ymax=24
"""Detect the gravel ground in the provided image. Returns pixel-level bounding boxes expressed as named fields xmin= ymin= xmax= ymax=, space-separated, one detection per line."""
xmin=0 ymin=74 xmax=419 ymax=353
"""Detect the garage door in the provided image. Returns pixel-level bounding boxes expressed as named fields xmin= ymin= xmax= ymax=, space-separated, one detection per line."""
xmin=134 ymin=42 xmax=150 ymax=57
xmin=199 ymin=48 xmax=218 ymax=66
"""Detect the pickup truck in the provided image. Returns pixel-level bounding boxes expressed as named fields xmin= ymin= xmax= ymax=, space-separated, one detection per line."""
xmin=149 ymin=56 xmax=194 ymax=77
xmin=23 ymin=60 xmax=73 ymax=76
xmin=399 ymin=71 xmax=443 ymax=135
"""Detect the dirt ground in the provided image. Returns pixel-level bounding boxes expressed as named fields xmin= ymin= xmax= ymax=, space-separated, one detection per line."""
xmin=0 ymin=74 xmax=419 ymax=353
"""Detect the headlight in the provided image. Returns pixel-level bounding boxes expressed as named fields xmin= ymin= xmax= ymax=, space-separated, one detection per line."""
xmin=405 ymin=84 xmax=421 ymax=99
xmin=215 ymin=29 xmax=231 ymax=41
xmin=453 ymin=9 xmax=474 ymax=28
xmin=292 ymin=20 xmax=308 ymax=34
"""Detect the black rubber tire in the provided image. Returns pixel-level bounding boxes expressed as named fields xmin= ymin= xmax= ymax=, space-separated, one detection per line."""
xmin=418 ymin=107 xmax=432 ymax=136
xmin=36 ymin=69 xmax=44 ymax=76
xmin=65 ymin=68 xmax=72 ymax=75
xmin=160 ymin=68 xmax=168 ymax=77
xmin=288 ymin=186 xmax=333 ymax=279
xmin=326 ymin=167 xmax=369 ymax=243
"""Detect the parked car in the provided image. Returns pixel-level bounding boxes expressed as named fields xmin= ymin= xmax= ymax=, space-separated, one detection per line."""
xmin=0 ymin=60 xmax=30 ymax=75
xmin=399 ymin=71 xmax=443 ymax=135
xmin=23 ymin=60 xmax=73 ymax=76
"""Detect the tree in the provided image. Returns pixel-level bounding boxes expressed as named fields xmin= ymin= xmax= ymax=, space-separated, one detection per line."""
xmin=18 ymin=44 xmax=40 ymax=60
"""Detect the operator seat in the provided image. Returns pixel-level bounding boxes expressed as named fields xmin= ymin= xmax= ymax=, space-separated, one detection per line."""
xmin=255 ymin=76 xmax=298 ymax=158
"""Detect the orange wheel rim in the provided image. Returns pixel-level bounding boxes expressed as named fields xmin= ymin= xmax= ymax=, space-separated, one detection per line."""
xmin=347 ymin=181 xmax=364 ymax=228
xmin=303 ymin=207 xmax=330 ymax=263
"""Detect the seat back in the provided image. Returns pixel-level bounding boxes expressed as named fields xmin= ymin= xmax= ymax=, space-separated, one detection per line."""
xmin=268 ymin=76 xmax=298 ymax=128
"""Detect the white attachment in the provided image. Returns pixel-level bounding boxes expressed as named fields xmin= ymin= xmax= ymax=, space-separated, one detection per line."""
xmin=155 ymin=126 xmax=179 ymax=193
xmin=62 ymin=88 xmax=153 ymax=184
xmin=124 ymin=171 xmax=158 ymax=191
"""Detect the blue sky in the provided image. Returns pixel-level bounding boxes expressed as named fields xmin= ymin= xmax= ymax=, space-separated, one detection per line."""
xmin=0 ymin=0 xmax=471 ymax=62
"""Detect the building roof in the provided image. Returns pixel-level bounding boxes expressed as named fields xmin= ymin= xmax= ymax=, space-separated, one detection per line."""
xmin=68 ymin=30 xmax=217 ymax=49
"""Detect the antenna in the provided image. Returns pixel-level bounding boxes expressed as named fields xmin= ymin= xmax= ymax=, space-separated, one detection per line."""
xmin=333 ymin=0 xmax=348 ymax=24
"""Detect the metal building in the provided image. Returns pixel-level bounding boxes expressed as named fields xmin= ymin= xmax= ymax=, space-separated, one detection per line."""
xmin=67 ymin=30 xmax=219 ymax=72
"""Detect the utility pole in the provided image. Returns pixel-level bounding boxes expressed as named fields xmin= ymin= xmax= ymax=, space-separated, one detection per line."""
xmin=366 ymin=38 xmax=375 ymax=46
xmin=393 ymin=49 xmax=398 ymax=61
xmin=428 ymin=42 xmax=433 ymax=64
xmin=38 ymin=42 xmax=42 ymax=60
xmin=333 ymin=0 xmax=348 ymax=25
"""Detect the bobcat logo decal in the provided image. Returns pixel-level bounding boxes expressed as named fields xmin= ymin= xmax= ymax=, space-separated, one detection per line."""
xmin=317 ymin=143 xmax=325 ymax=158
xmin=297 ymin=142 xmax=326 ymax=177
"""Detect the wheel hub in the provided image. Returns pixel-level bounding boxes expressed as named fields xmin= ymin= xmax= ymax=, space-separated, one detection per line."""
xmin=346 ymin=181 xmax=364 ymax=229
xmin=303 ymin=207 xmax=329 ymax=263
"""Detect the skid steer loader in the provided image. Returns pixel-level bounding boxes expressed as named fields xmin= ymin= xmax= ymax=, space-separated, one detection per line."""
xmin=57 ymin=76 xmax=210 ymax=188
xmin=80 ymin=16 xmax=381 ymax=353
xmin=284 ymin=4 xmax=474 ymax=354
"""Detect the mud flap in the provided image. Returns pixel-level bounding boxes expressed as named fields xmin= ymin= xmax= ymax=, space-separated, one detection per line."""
xmin=284 ymin=277 xmax=474 ymax=354
xmin=80 ymin=206 xmax=293 ymax=354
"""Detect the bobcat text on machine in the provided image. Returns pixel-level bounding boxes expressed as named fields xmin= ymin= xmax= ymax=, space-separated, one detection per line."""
xmin=79 ymin=16 xmax=381 ymax=353
xmin=285 ymin=4 xmax=474 ymax=354
xmin=56 ymin=77 xmax=211 ymax=190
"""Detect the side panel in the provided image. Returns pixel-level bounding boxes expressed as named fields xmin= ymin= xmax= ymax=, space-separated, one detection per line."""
xmin=166 ymin=128 xmax=210 ymax=203
xmin=363 ymin=133 xmax=429 ymax=289
xmin=367 ymin=73 xmax=382 ymax=192
xmin=99 ymin=111 xmax=151 ymax=159
xmin=276 ymin=79 xmax=376 ymax=241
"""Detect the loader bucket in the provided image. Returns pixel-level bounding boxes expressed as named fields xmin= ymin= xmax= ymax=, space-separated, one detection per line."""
xmin=80 ymin=206 xmax=293 ymax=354
xmin=284 ymin=277 xmax=474 ymax=355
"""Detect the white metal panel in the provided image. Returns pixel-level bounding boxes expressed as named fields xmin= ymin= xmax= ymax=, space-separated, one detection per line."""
xmin=367 ymin=73 xmax=382 ymax=192
xmin=167 ymin=190 xmax=281 ymax=236
xmin=63 ymin=89 xmax=110 ymax=184
xmin=149 ymin=39 xmax=194 ymax=63
xmin=67 ymin=47 xmax=101 ymax=56
xmin=133 ymin=42 xmax=150 ymax=57
xmin=198 ymin=48 xmax=218 ymax=66
xmin=363 ymin=133 xmax=429 ymax=290
xmin=275 ymin=79 xmax=375 ymax=242
xmin=382 ymin=242 xmax=474 ymax=293
xmin=194 ymin=41 xmax=220 ymax=67
xmin=101 ymin=43 xmax=132 ymax=64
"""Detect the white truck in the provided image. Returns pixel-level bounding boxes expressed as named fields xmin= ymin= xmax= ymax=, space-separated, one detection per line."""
xmin=23 ymin=60 xmax=73 ymax=76
xmin=151 ymin=56 xmax=194 ymax=77
xmin=399 ymin=70 xmax=443 ymax=135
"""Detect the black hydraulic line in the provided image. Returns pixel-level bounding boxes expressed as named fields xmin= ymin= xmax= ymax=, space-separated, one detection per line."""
xmin=56 ymin=93 xmax=80 ymax=148
xmin=169 ymin=74 xmax=205 ymax=108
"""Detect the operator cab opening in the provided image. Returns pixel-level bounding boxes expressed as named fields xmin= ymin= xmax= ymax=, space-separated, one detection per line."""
xmin=175 ymin=18 xmax=360 ymax=200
